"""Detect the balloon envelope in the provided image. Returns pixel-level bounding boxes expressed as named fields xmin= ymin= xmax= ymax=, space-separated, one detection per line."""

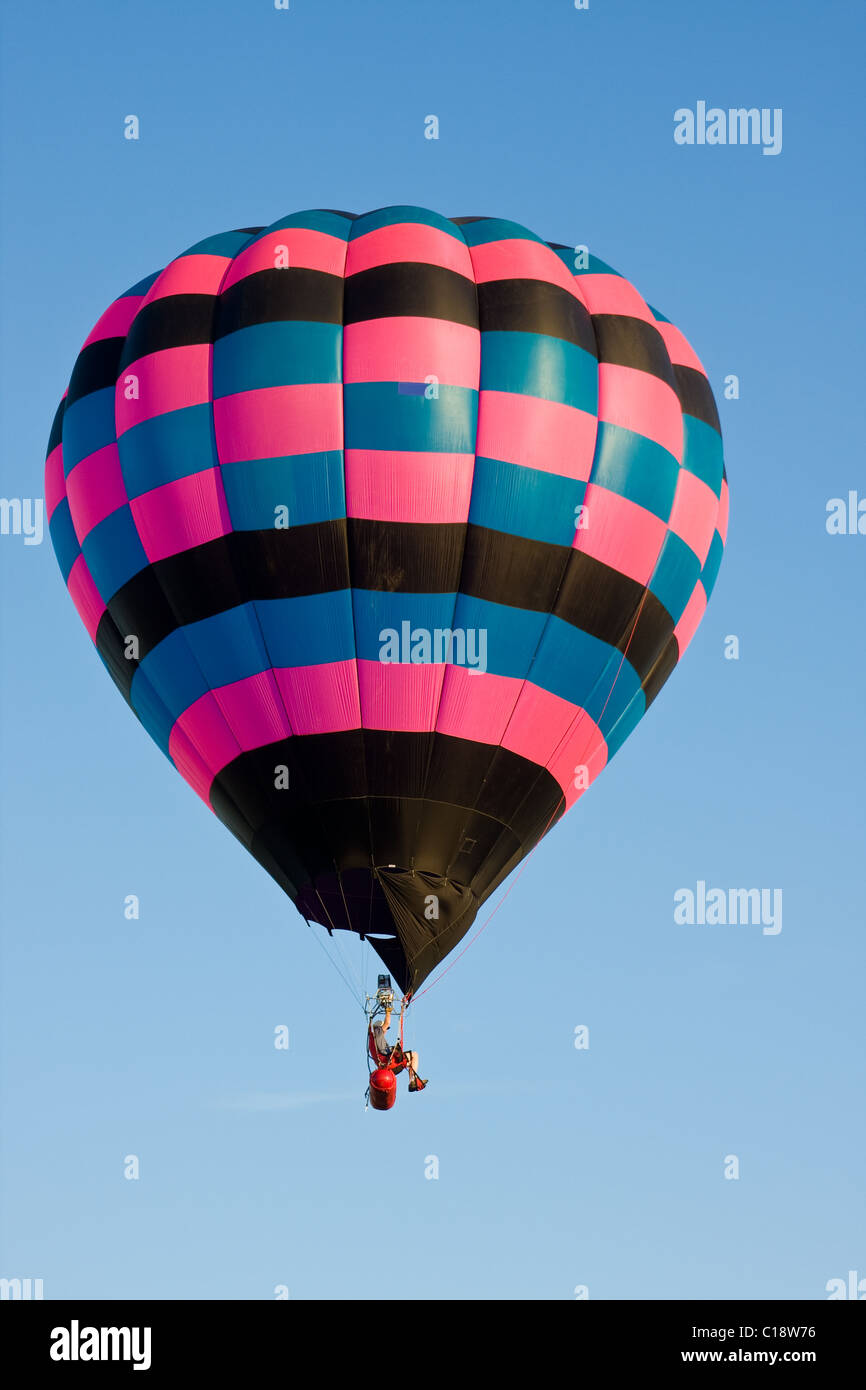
xmin=46 ymin=207 xmax=728 ymax=994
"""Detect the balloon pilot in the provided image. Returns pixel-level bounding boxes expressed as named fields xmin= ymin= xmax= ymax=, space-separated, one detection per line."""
xmin=367 ymin=975 xmax=428 ymax=1102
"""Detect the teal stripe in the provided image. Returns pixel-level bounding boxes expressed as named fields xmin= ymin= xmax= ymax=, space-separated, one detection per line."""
xmin=531 ymin=614 xmax=643 ymax=729
xmin=480 ymin=332 xmax=597 ymax=413
xmin=50 ymin=499 xmax=80 ymax=583
xmin=221 ymin=451 xmax=346 ymax=529
xmin=456 ymin=217 xmax=544 ymax=248
xmin=349 ymin=205 xmax=466 ymax=239
xmin=213 ymin=321 xmax=342 ymax=394
xmin=182 ymin=230 xmax=260 ymax=259
xmin=469 ymin=457 xmax=587 ymax=546
xmin=591 ymin=423 xmax=680 ymax=521
xmin=649 ymin=530 xmax=701 ymax=624
xmin=682 ymin=415 xmax=724 ymax=496
xmin=118 ymin=403 xmax=215 ymax=498
xmin=131 ymin=586 xmax=656 ymax=749
xmin=550 ymin=247 xmax=621 ymax=278
xmin=123 ymin=271 xmax=160 ymax=298
xmin=599 ymin=693 xmax=647 ymax=760
xmin=701 ymin=530 xmax=724 ymax=599
xmin=62 ymin=387 xmax=116 ymax=475
xmin=81 ymin=506 xmax=147 ymax=600
xmin=128 ymin=669 xmax=181 ymax=758
xmin=265 ymin=210 xmax=354 ymax=238
xmin=343 ymin=382 xmax=477 ymax=453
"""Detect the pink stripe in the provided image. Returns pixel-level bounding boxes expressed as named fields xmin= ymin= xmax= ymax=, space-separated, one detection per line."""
xmin=142 ymin=254 xmax=231 ymax=301
xmin=345 ymin=449 xmax=475 ymax=522
xmin=547 ymin=715 xmax=609 ymax=810
xmin=503 ymin=682 xmax=599 ymax=770
xmin=221 ymin=229 xmax=348 ymax=288
xmin=45 ymin=444 xmax=66 ymax=520
xmin=572 ymin=272 xmax=654 ymax=322
xmin=174 ymin=665 xmax=362 ymax=753
xmin=347 ymin=223 xmax=474 ymax=278
xmin=65 ymin=443 xmax=128 ymax=543
xmin=116 ymin=344 xmax=211 ymax=435
xmin=342 ymin=317 xmax=479 ymax=387
xmin=471 ymin=238 xmax=582 ymax=298
xmin=673 ymin=583 xmax=707 ymax=655
xmin=358 ymin=659 xmax=443 ymax=731
xmin=436 ymin=667 xmax=608 ymax=806
xmin=500 ymin=683 xmax=608 ymax=806
xmin=169 ymin=663 xmax=363 ymax=788
xmin=667 ymin=468 xmax=717 ymax=566
xmin=274 ymin=660 xmax=360 ymax=734
xmin=170 ymin=692 xmax=242 ymax=784
xmin=81 ymin=295 xmax=144 ymax=349
xmin=165 ymin=659 xmax=608 ymax=808
xmin=653 ymin=319 xmax=706 ymax=374
xmin=717 ymin=477 xmax=730 ymax=544
xmin=213 ymin=384 xmax=343 ymax=462
xmin=67 ymin=554 xmax=105 ymax=641
xmin=170 ymin=672 xmax=294 ymax=782
xmin=436 ymin=667 xmax=524 ymax=745
xmin=130 ymin=469 xmax=231 ymax=563
xmin=577 ymin=485 xmax=667 ymax=584
xmin=477 ymin=390 xmax=597 ymax=479
xmin=598 ymin=363 xmax=682 ymax=460
xmin=213 ymin=670 xmax=294 ymax=746
xmin=168 ymin=722 xmax=221 ymax=804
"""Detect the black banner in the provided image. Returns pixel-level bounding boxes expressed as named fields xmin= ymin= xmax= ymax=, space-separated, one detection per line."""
xmin=3 ymin=1298 xmax=862 ymax=1375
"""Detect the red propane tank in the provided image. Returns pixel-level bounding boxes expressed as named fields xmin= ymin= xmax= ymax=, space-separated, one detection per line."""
xmin=369 ymin=1067 xmax=397 ymax=1111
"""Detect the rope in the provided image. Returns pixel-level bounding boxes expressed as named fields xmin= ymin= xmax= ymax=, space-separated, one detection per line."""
xmin=303 ymin=917 xmax=365 ymax=1012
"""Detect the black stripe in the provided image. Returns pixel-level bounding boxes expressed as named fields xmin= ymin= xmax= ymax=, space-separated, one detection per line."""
xmin=212 ymin=731 xmax=556 ymax=826
xmin=106 ymin=525 xmax=350 ymax=658
xmin=555 ymin=550 xmax=674 ymax=681
xmin=95 ymin=609 xmax=138 ymax=703
xmin=347 ymin=518 xmax=465 ymax=592
xmin=477 ymin=278 xmax=596 ymax=354
xmin=642 ymin=631 xmax=679 ymax=708
xmin=591 ymin=314 xmax=676 ymax=386
xmin=215 ymin=268 xmax=344 ymax=336
xmin=118 ymin=294 xmax=217 ymax=368
xmin=210 ymin=731 xmax=561 ymax=879
xmin=460 ymin=526 xmax=673 ymax=683
xmin=66 ymin=337 xmax=124 ymax=407
xmin=460 ymin=523 xmax=570 ymax=613
xmin=425 ymin=737 xmax=564 ymax=849
xmin=47 ymin=397 xmax=66 ymax=456
xmin=210 ymin=729 xmax=565 ymax=991
xmin=102 ymin=519 xmax=675 ymax=681
xmin=674 ymin=364 xmax=721 ymax=433
xmin=343 ymin=263 xmax=478 ymax=328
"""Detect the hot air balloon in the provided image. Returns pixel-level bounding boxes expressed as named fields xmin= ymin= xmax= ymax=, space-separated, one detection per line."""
xmin=45 ymin=206 xmax=728 ymax=1003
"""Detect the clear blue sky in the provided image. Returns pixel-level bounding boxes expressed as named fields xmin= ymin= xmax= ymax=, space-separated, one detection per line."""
xmin=1 ymin=0 xmax=863 ymax=1300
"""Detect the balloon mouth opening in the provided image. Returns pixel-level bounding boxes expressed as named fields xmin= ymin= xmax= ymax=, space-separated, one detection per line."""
xmin=296 ymin=865 xmax=480 ymax=995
